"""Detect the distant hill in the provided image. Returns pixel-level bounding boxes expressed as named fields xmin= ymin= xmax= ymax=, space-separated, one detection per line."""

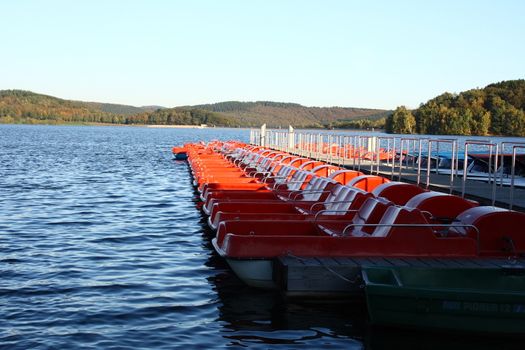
xmin=192 ymin=101 xmax=387 ymax=128
xmin=140 ymin=105 xmax=166 ymax=111
xmin=385 ymin=79 xmax=525 ymax=136
xmin=0 ymin=90 xmax=168 ymax=124
xmin=0 ymin=90 xmax=388 ymax=128
xmin=83 ymin=102 xmax=158 ymax=115
xmin=0 ymin=90 xmax=119 ymax=123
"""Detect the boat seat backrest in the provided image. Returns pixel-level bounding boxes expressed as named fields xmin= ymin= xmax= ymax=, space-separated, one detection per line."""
xmin=371 ymin=206 xmax=430 ymax=237
xmin=271 ymin=164 xmax=288 ymax=178
xmin=311 ymin=164 xmax=341 ymax=178
xmin=372 ymin=182 xmax=426 ymax=205
xmin=272 ymin=153 xmax=286 ymax=162
xmin=273 ymin=166 xmax=296 ymax=184
xmin=302 ymin=178 xmax=337 ymax=201
xmin=279 ymin=155 xmax=295 ymax=164
xmin=348 ymin=175 xmax=390 ymax=192
xmin=450 ymin=207 xmax=525 ymax=256
xmin=267 ymin=160 xmax=282 ymax=175
xmin=260 ymin=149 xmax=273 ymax=157
xmin=287 ymin=170 xmax=310 ymax=191
xmin=322 ymin=182 xmax=347 ymax=204
xmin=253 ymin=153 xmax=271 ymax=167
xmin=279 ymin=170 xmax=308 ymax=192
xmin=323 ymin=187 xmax=367 ymax=214
xmin=289 ymin=158 xmax=311 ymax=167
xmin=405 ymin=192 xmax=478 ymax=223
xmin=300 ymin=177 xmax=327 ymax=201
xmin=302 ymin=175 xmax=321 ymax=192
xmin=233 ymin=149 xmax=252 ymax=163
xmin=351 ymin=197 xmax=394 ymax=235
xmin=254 ymin=156 xmax=272 ymax=172
xmin=241 ymin=152 xmax=260 ymax=166
xmin=329 ymin=170 xmax=364 ymax=185
xmin=270 ymin=156 xmax=298 ymax=174
xmin=323 ymin=185 xmax=351 ymax=212
xmin=266 ymin=165 xmax=290 ymax=184
xmin=262 ymin=155 xmax=282 ymax=171
xmin=300 ymin=161 xmax=326 ymax=171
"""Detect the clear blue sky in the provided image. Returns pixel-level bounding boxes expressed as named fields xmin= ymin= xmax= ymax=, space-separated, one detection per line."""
xmin=1 ymin=0 xmax=524 ymax=109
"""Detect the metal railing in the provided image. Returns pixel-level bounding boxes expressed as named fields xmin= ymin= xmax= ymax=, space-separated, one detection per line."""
xmin=424 ymin=139 xmax=457 ymax=193
xmin=510 ymin=145 xmax=525 ymax=209
xmin=249 ymin=127 xmax=524 ymax=209
xmin=462 ymin=141 xmax=498 ymax=205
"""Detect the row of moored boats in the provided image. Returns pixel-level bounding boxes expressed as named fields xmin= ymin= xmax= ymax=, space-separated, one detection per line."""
xmin=173 ymin=141 xmax=525 ymax=335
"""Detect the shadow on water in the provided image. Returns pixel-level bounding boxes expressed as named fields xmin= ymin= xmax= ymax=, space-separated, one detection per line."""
xmin=193 ymin=205 xmax=366 ymax=348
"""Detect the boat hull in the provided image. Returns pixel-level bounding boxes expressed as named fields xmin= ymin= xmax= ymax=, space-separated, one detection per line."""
xmin=212 ymin=237 xmax=276 ymax=288
xmin=363 ymin=266 xmax=525 ymax=334
xmin=226 ymin=258 xmax=276 ymax=289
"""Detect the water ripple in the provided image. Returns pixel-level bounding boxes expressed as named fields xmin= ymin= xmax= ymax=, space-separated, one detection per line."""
xmin=0 ymin=125 xmax=366 ymax=349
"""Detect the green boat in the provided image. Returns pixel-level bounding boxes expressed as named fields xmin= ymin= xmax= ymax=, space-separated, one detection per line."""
xmin=362 ymin=265 xmax=525 ymax=335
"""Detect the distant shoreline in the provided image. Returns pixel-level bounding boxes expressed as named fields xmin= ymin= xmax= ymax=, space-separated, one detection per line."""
xmin=0 ymin=121 xmax=255 ymax=130
xmin=0 ymin=121 xmax=210 ymax=128
xmin=0 ymin=121 xmax=374 ymax=132
xmin=146 ymin=125 xmax=208 ymax=129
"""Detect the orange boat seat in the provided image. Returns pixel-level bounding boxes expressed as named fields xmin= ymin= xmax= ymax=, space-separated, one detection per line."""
xmin=348 ymin=175 xmax=390 ymax=192
xmin=372 ymin=182 xmax=426 ymax=205
xmin=404 ymin=192 xmax=478 ymax=224
xmin=449 ymin=207 xmax=525 ymax=257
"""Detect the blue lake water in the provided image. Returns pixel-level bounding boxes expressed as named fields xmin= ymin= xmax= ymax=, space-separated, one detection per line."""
xmin=0 ymin=124 xmax=522 ymax=349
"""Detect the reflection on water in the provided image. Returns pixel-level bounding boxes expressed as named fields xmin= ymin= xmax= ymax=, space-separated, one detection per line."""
xmin=194 ymin=186 xmax=365 ymax=349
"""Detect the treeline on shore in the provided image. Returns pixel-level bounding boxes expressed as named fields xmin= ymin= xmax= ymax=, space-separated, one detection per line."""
xmin=0 ymin=90 xmax=233 ymax=127
xmin=385 ymin=80 xmax=525 ymax=136
xmin=1 ymin=80 xmax=525 ymax=136
xmin=0 ymin=90 xmax=386 ymax=129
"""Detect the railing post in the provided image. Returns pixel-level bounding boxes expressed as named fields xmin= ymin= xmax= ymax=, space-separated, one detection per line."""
xmin=509 ymin=145 xmax=525 ymax=209
xmin=260 ymin=124 xmax=266 ymax=147
xmin=463 ymin=141 xmax=498 ymax=204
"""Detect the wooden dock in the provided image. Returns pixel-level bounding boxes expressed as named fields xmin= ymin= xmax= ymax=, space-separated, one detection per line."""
xmin=274 ymin=256 xmax=525 ymax=298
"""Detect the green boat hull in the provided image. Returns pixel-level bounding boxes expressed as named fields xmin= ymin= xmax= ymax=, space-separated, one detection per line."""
xmin=363 ymin=266 xmax=525 ymax=334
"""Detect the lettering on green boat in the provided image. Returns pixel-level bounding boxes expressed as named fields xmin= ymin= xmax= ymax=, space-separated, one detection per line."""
xmin=442 ymin=301 xmax=461 ymax=311
xmin=462 ymin=302 xmax=498 ymax=313
xmin=442 ymin=301 xmax=525 ymax=314
xmin=513 ymin=305 xmax=525 ymax=313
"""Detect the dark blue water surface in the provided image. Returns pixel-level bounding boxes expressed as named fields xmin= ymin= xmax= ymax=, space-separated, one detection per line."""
xmin=0 ymin=125 xmax=365 ymax=349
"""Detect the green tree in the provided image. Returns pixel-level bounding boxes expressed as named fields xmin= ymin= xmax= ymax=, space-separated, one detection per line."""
xmin=388 ymin=106 xmax=416 ymax=134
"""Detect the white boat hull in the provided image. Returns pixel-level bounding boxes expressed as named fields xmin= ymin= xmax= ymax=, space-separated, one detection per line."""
xmin=225 ymin=258 xmax=276 ymax=289
xmin=212 ymin=237 xmax=276 ymax=288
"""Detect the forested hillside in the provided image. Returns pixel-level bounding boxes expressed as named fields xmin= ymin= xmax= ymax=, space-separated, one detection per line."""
xmin=83 ymin=102 xmax=160 ymax=115
xmin=0 ymin=90 xmax=156 ymax=124
xmin=128 ymin=108 xmax=235 ymax=127
xmin=0 ymin=90 xmax=227 ymax=126
xmin=0 ymin=90 xmax=119 ymax=124
xmin=385 ymin=80 xmax=525 ymax=136
xmin=193 ymin=101 xmax=386 ymax=128
xmin=0 ymin=90 xmax=387 ymax=128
